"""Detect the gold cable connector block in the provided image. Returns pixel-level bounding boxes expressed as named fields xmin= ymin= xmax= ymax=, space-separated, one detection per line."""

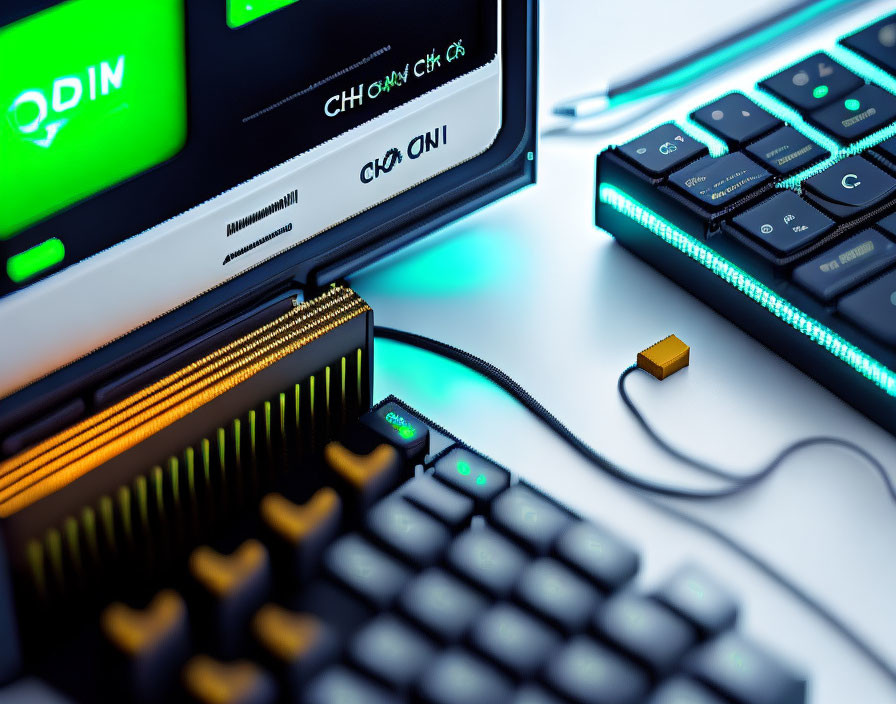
xmin=637 ymin=335 xmax=690 ymax=380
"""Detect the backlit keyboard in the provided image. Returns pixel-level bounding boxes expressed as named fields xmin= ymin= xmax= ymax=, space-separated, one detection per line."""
xmin=596 ymin=12 xmax=896 ymax=435
xmin=0 ymin=396 xmax=807 ymax=703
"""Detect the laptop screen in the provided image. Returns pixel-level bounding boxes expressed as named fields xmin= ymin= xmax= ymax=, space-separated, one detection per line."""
xmin=0 ymin=0 xmax=509 ymax=399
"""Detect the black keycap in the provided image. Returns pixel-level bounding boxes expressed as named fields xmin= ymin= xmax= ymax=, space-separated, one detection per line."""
xmin=555 ymin=521 xmax=639 ymax=592
xmin=303 ymin=665 xmax=401 ymax=704
xmin=652 ymin=564 xmax=739 ymax=638
xmin=841 ymin=15 xmax=896 ymax=75
xmin=745 ymin=127 xmax=829 ymax=176
xmin=838 ymin=270 xmax=896 ymax=346
xmin=291 ymin=581 xmax=373 ymax=643
xmin=515 ymin=558 xmax=601 ymax=633
xmin=188 ymin=541 xmax=272 ymax=658
xmin=398 ymin=568 xmax=488 ymax=642
xmin=101 ymin=591 xmax=191 ymax=703
xmin=759 ymin=53 xmax=863 ymax=112
xmin=447 ymin=526 xmax=528 ymax=597
xmin=593 ymin=593 xmax=697 ymax=676
xmin=543 ymin=636 xmax=650 ymax=704
xmin=399 ymin=475 xmax=474 ymax=531
xmin=647 ymin=677 xmax=729 ymax=704
xmin=875 ymin=211 xmax=896 ymax=239
xmin=730 ymin=191 xmax=833 ymax=255
xmin=617 ymin=123 xmax=709 ymax=178
xmin=691 ymin=93 xmax=781 ymax=147
xmin=490 ymin=485 xmax=572 ymax=553
xmin=360 ymin=402 xmax=429 ymax=461
xmin=802 ymin=155 xmax=896 ymax=219
xmin=417 ymin=649 xmax=514 ymax=704
xmin=874 ymin=134 xmax=896 ymax=164
xmin=669 ymin=153 xmax=772 ymax=210
xmin=291 ymin=581 xmax=374 ymax=643
xmin=684 ymin=633 xmax=807 ymax=704
xmin=793 ymin=229 xmax=896 ymax=303
xmin=324 ymin=534 xmax=411 ymax=609
xmin=470 ymin=603 xmax=560 ymax=679
xmin=348 ymin=614 xmax=436 ymax=691
xmin=514 ymin=685 xmax=568 ymax=704
xmin=433 ymin=448 xmax=510 ymax=507
xmin=809 ymin=84 xmax=896 ymax=143
xmin=366 ymin=496 xmax=452 ymax=567
xmin=252 ymin=606 xmax=338 ymax=695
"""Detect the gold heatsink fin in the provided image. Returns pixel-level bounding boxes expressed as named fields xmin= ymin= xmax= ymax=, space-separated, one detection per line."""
xmin=0 ymin=286 xmax=370 ymax=518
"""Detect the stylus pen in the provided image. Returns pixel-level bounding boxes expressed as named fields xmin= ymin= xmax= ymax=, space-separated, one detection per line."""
xmin=553 ymin=0 xmax=871 ymax=119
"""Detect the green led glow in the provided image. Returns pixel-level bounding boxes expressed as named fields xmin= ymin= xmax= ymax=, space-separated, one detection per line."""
xmin=385 ymin=410 xmax=416 ymax=440
xmin=7 ymin=238 xmax=65 ymax=283
xmin=812 ymin=85 xmax=829 ymax=100
xmin=606 ymin=0 xmax=851 ymax=109
xmin=598 ymin=183 xmax=896 ymax=397
xmin=0 ymin=0 xmax=187 ymax=239
xmin=845 ymin=98 xmax=861 ymax=112
xmin=226 ymin=0 xmax=300 ymax=28
xmin=457 ymin=461 xmax=471 ymax=476
xmin=475 ymin=475 xmax=487 ymax=486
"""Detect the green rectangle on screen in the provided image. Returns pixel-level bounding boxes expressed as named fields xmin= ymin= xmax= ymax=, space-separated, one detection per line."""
xmin=226 ymin=0 xmax=301 ymax=28
xmin=0 ymin=0 xmax=188 ymax=239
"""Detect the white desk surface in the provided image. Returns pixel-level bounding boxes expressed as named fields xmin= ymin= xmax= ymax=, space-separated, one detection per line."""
xmin=351 ymin=2 xmax=896 ymax=702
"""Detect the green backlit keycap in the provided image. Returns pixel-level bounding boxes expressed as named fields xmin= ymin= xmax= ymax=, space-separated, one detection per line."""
xmin=360 ymin=402 xmax=429 ymax=462
xmin=432 ymin=448 xmax=509 ymax=506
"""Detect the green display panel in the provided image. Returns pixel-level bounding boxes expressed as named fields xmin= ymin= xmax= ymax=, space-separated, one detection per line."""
xmin=0 ymin=0 xmax=188 ymax=239
xmin=226 ymin=0 xmax=301 ymax=28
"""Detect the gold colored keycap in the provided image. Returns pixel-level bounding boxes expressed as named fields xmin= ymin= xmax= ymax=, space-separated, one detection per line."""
xmin=182 ymin=655 xmax=272 ymax=704
xmin=260 ymin=489 xmax=341 ymax=545
xmin=324 ymin=442 xmax=400 ymax=492
xmin=101 ymin=589 xmax=187 ymax=657
xmin=189 ymin=540 xmax=269 ymax=599
xmin=252 ymin=604 xmax=324 ymax=662
xmin=637 ymin=334 xmax=691 ymax=380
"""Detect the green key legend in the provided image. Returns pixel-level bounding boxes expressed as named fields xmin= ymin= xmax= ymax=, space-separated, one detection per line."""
xmin=0 ymin=0 xmax=187 ymax=239
xmin=385 ymin=410 xmax=417 ymax=440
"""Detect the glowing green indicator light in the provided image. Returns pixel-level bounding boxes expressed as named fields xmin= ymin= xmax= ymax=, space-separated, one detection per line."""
xmin=475 ymin=475 xmax=487 ymax=486
xmin=7 ymin=238 xmax=65 ymax=283
xmin=385 ymin=411 xmax=416 ymax=440
xmin=845 ymin=99 xmax=861 ymax=111
xmin=227 ymin=0 xmax=301 ymax=28
xmin=457 ymin=461 xmax=472 ymax=476
xmin=812 ymin=85 xmax=829 ymax=99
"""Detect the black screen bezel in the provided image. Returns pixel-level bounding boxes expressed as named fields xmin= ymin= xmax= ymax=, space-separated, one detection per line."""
xmin=0 ymin=0 xmax=537 ymax=438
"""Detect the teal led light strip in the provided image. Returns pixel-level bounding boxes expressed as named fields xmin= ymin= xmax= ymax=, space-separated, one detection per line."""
xmin=598 ymin=183 xmax=896 ymax=396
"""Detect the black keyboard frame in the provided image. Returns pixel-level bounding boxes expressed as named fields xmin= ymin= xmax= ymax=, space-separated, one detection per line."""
xmin=596 ymin=13 xmax=896 ymax=435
